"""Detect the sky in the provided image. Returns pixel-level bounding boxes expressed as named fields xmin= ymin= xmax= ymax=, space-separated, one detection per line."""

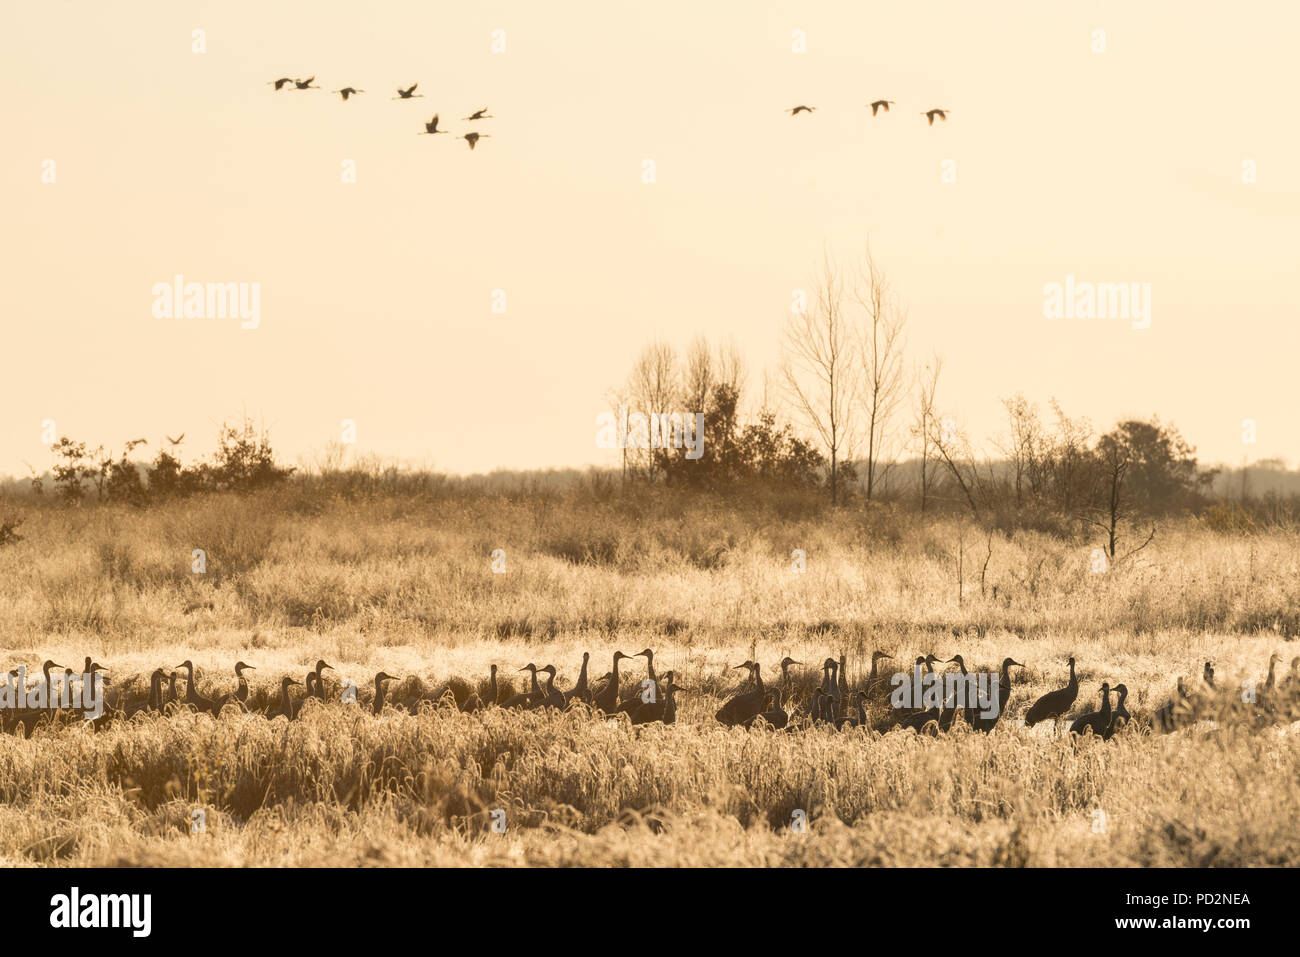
xmin=3 ymin=0 xmax=1298 ymax=478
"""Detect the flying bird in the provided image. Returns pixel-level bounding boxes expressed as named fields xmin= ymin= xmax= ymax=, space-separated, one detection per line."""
xmin=787 ymin=105 xmax=815 ymax=116
xmin=462 ymin=132 xmax=491 ymax=149
xmin=419 ymin=114 xmax=448 ymax=135
xmin=868 ymin=99 xmax=895 ymax=116
xmin=922 ymin=108 xmax=950 ymax=125
xmin=292 ymin=77 xmax=319 ymax=90
xmin=166 ymin=434 xmax=185 ymax=446
xmin=333 ymin=87 xmax=365 ymax=101
xmin=267 ymin=77 xmax=294 ymax=91
xmin=463 ymin=107 xmax=494 ymax=120
xmin=393 ymin=83 xmax=423 ymax=99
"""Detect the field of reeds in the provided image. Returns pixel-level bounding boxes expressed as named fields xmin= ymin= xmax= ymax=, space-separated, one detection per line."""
xmin=1 ymin=482 xmax=1298 ymax=867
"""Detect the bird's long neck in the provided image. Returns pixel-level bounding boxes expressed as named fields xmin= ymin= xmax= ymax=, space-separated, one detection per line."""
xmin=754 ymin=664 xmax=764 ymax=693
xmin=1068 ymin=660 xmax=1076 ymax=687
xmin=645 ymin=655 xmax=656 ymax=683
xmin=1100 ymin=690 xmax=1111 ymax=722
xmin=576 ymin=657 xmax=589 ymax=691
xmin=149 ymin=672 xmax=162 ymax=710
xmin=1266 ymin=659 xmax=1277 ymax=691
xmin=1116 ymin=688 xmax=1128 ymax=711
xmin=528 ymin=669 xmax=539 ymax=694
xmin=281 ymin=681 xmax=293 ymax=714
xmin=374 ymin=678 xmax=386 ymax=713
xmin=489 ymin=667 xmax=498 ymax=700
xmin=611 ymin=656 xmax=621 ymax=683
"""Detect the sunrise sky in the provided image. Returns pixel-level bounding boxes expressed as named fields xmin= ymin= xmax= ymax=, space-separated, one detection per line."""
xmin=4 ymin=1 xmax=1298 ymax=478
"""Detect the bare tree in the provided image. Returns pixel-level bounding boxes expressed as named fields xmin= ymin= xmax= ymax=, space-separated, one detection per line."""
xmin=853 ymin=248 xmax=908 ymax=501
xmin=628 ymin=340 xmax=679 ymax=477
xmin=781 ymin=252 xmax=861 ymax=505
xmin=911 ymin=353 xmax=943 ymax=513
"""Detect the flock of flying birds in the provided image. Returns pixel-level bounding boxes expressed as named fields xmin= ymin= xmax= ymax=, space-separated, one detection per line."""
xmin=267 ymin=76 xmax=494 ymax=149
xmin=789 ymin=99 xmax=951 ymax=125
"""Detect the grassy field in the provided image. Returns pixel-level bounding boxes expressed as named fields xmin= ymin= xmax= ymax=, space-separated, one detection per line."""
xmin=1 ymin=483 xmax=1297 ymax=866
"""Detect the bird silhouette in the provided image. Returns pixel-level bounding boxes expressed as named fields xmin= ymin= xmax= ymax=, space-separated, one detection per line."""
xmin=868 ymin=99 xmax=895 ymax=116
xmin=463 ymin=107 xmax=494 ymax=120
xmin=268 ymin=78 xmax=294 ymax=91
xmin=394 ymin=83 xmax=423 ymax=99
xmin=165 ymin=433 xmax=184 ymax=445
xmin=333 ymin=87 xmax=365 ymax=101
xmin=419 ymin=114 xmax=448 ymax=135
xmin=292 ymin=77 xmax=320 ymax=90
xmin=788 ymin=105 xmax=815 ymax=116
xmin=922 ymin=108 xmax=949 ymax=125
xmin=462 ymin=132 xmax=490 ymax=150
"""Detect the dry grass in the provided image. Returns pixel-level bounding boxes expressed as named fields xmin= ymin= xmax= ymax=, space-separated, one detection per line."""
xmin=0 ymin=486 xmax=1297 ymax=866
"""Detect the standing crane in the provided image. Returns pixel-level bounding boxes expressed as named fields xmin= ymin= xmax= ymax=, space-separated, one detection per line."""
xmin=563 ymin=652 xmax=593 ymax=706
xmin=267 ymin=676 xmax=301 ymax=720
xmin=631 ymin=672 xmax=684 ymax=725
xmin=176 ymin=660 xmax=218 ymax=715
xmin=715 ymin=660 xmax=765 ymax=726
xmin=1024 ymin=657 xmax=1078 ymax=730
xmin=1104 ymin=684 xmax=1130 ymax=739
xmin=970 ymin=658 xmax=1022 ymax=733
xmin=503 ymin=664 xmax=541 ymax=709
xmin=593 ymin=651 xmax=632 ymax=714
xmin=1069 ymin=683 xmax=1112 ymax=736
xmin=371 ymin=672 xmax=398 ymax=715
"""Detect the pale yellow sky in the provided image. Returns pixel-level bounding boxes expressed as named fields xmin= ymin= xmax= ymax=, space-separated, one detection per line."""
xmin=3 ymin=1 xmax=1297 ymax=477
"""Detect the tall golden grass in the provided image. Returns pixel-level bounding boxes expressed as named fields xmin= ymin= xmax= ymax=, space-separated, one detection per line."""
xmin=0 ymin=485 xmax=1296 ymax=866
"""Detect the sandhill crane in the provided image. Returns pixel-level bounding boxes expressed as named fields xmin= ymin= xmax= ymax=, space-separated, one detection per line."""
xmin=528 ymin=665 xmax=565 ymax=710
xmin=837 ymin=654 xmax=849 ymax=702
xmin=617 ymin=648 xmax=659 ymax=714
xmin=970 ymin=657 xmax=1022 ymax=733
xmin=333 ymin=87 xmax=365 ymax=101
xmin=1154 ymin=677 xmax=1191 ymax=732
xmin=899 ymin=654 xmax=946 ymax=732
xmin=293 ymin=77 xmax=320 ymax=90
xmin=503 ymin=664 xmax=540 ymax=709
xmin=1104 ymin=684 xmax=1130 ymax=739
xmin=393 ymin=83 xmax=423 ymax=99
xmin=788 ymin=105 xmax=815 ymax=116
xmin=419 ymin=114 xmax=448 ymax=135
xmin=922 ymin=109 xmax=949 ymax=125
xmin=864 ymin=650 xmax=894 ymax=696
xmin=463 ymin=107 xmax=494 ymax=120
xmin=776 ymin=656 xmax=802 ymax=693
xmin=461 ymin=132 xmax=490 ymax=150
xmin=165 ymin=433 xmax=184 ymax=446
xmin=1025 ymin=657 xmax=1078 ymax=730
xmin=563 ymin=653 xmax=593 ymax=707
xmin=264 ymin=676 xmax=300 ymax=720
xmin=214 ymin=661 xmax=255 ymax=713
xmin=747 ymin=687 xmax=790 ymax=730
xmin=938 ymin=654 xmax=975 ymax=731
xmin=176 ymin=660 xmax=218 ymax=714
xmin=1203 ymin=661 xmax=1216 ymax=690
xmin=371 ymin=672 xmax=398 ymax=715
xmin=268 ymin=78 xmax=294 ymax=91
xmin=631 ymin=671 xmax=684 ymax=725
xmin=165 ymin=671 xmax=180 ymax=709
xmin=868 ymin=99 xmax=895 ymax=116
xmin=716 ymin=661 xmax=766 ymax=726
xmin=1069 ymin=683 xmax=1112 ymax=736
xmin=593 ymin=651 xmax=632 ymax=714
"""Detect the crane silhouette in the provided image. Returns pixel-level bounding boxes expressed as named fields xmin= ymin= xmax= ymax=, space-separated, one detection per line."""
xmin=1024 ymin=657 xmax=1078 ymax=730
xmin=393 ymin=83 xmax=423 ymax=99
xmin=788 ymin=105 xmax=815 ymax=116
xmin=268 ymin=78 xmax=294 ymax=91
xmin=333 ymin=87 xmax=365 ymax=101
xmin=461 ymin=132 xmax=491 ymax=150
xmin=463 ymin=107 xmax=494 ymax=120
xmin=868 ymin=99 xmax=895 ymax=116
xmin=165 ymin=433 xmax=184 ymax=446
xmin=922 ymin=108 xmax=950 ymax=125
xmin=419 ymin=114 xmax=448 ymax=135
xmin=292 ymin=77 xmax=320 ymax=90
